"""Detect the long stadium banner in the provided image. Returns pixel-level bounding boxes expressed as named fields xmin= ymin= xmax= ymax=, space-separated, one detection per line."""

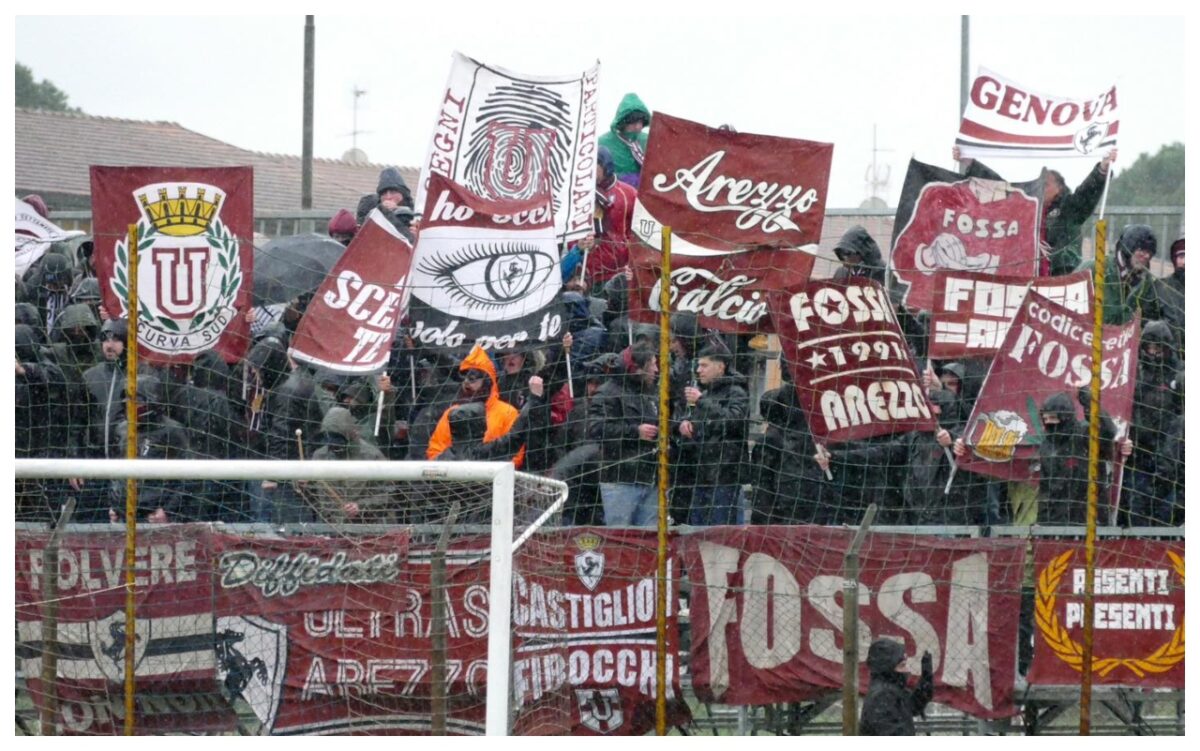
xmin=628 ymin=112 xmax=832 ymax=334
xmin=90 ymin=166 xmax=254 ymax=366
xmin=955 ymin=67 xmax=1119 ymax=159
xmin=413 ymin=51 xmax=600 ymax=243
xmin=1028 ymin=539 xmax=1184 ymax=689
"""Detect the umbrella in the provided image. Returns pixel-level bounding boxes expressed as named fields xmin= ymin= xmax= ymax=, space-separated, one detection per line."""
xmin=252 ymin=234 xmax=347 ymax=306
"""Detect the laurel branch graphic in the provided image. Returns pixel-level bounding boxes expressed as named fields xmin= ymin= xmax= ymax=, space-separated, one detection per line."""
xmin=1035 ymin=549 xmax=1184 ymax=678
xmin=110 ymin=219 xmax=242 ymax=337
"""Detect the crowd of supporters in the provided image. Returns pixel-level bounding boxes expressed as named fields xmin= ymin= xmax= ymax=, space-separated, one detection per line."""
xmin=14 ymin=99 xmax=1185 ymax=529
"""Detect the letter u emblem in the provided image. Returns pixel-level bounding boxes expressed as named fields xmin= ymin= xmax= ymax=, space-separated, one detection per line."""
xmin=152 ymin=247 xmax=209 ymax=319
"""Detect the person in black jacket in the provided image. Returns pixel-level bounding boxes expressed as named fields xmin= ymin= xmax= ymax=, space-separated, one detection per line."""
xmin=1126 ymin=320 xmax=1182 ymax=525
xmin=1157 ymin=233 xmax=1184 ymax=359
xmin=109 ymin=374 xmax=197 ymax=523
xmin=859 ymin=639 xmax=934 ymax=736
xmin=832 ymin=226 xmax=886 ymax=285
xmin=677 ymin=343 xmax=749 ymax=525
xmin=1036 ymin=391 xmax=1129 ymax=525
xmin=588 ymin=342 xmax=660 ymax=526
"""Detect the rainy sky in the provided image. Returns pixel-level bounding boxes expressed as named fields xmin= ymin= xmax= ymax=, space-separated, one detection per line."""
xmin=11 ymin=11 xmax=1188 ymax=208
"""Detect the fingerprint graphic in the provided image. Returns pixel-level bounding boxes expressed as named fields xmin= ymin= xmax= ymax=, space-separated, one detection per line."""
xmin=463 ymin=82 xmax=573 ymax=209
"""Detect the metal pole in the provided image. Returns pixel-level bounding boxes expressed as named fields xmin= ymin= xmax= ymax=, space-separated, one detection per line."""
xmin=123 ymin=222 xmax=140 ymax=736
xmin=38 ymin=498 xmax=76 ymax=736
xmin=958 ymin=16 xmax=970 ymax=176
xmin=655 ymin=226 xmax=673 ymax=736
xmin=1080 ymin=217 xmax=1108 ymax=735
xmin=842 ymin=503 xmax=877 ymax=736
xmin=430 ymin=502 xmax=460 ymax=736
xmin=301 ymin=15 xmax=315 ymax=210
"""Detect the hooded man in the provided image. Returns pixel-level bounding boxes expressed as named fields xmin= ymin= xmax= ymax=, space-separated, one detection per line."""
xmin=1127 ymin=320 xmax=1182 ymax=525
xmin=597 ymin=93 xmax=651 ymax=188
xmin=357 ymin=167 xmax=416 ymax=239
xmin=296 ymin=406 xmax=393 ymax=524
xmin=588 ymin=342 xmax=660 ymax=526
xmin=1158 ymin=233 xmax=1184 ymax=357
xmin=109 ymin=374 xmax=195 ymax=523
xmin=16 ymin=323 xmax=71 ymax=521
xmin=833 ymin=226 xmax=887 ymax=286
xmin=80 ymin=318 xmax=130 ymax=460
xmin=858 ymin=639 xmax=934 ymax=736
xmin=1036 ymin=390 xmax=1126 ymax=525
xmin=28 ymin=251 xmax=74 ymax=335
xmin=327 ymin=208 xmax=358 ymax=246
xmin=676 ymin=342 xmax=750 ymax=525
xmin=1085 ymin=223 xmax=1163 ymax=325
xmin=426 ymin=344 xmax=525 ymax=467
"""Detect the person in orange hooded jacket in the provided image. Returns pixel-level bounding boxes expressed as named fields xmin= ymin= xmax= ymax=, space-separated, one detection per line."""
xmin=426 ymin=344 xmax=524 ymax=467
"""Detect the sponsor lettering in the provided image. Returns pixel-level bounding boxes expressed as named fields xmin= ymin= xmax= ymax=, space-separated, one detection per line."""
xmin=218 ymin=551 xmax=401 ymax=598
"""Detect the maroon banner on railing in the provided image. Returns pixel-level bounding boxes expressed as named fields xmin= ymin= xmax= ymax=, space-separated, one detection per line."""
xmin=289 ymin=209 xmax=415 ymax=373
xmin=959 ymin=291 xmax=1139 ymax=482
xmin=771 ymin=278 xmax=937 ymax=443
xmin=679 ymin=527 xmax=1026 ymax=720
xmin=15 ymin=527 xmax=236 ymax=735
xmin=90 ymin=166 xmax=254 ymax=366
xmin=627 ymin=112 xmax=831 ymax=333
xmin=928 ymin=269 xmax=1092 ymax=359
xmin=1028 ymin=540 xmax=1184 ymax=689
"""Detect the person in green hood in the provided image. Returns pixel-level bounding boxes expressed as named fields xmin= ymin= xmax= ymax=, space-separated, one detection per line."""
xmin=598 ymin=93 xmax=651 ymax=188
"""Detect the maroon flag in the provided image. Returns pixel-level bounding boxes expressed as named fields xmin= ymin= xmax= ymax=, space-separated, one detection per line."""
xmin=289 ymin=210 xmax=415 ymax=373
xmin=1028 ymin=540 xmax=1183 ymax=688
xmin=928 ymin=269 xmax=1092 ymax=359
xmin=16 ymin=527 xmax=236 ymax=735
xmin=628 ymin=113 xmax=832 ymax=333
xmin=680 ymin=527 xmax=1026 ymax=719
xmin=771 ymin=278 xmax=937 ymax=443
xmin=90 ymin=166 xmax=253 ymax=366
xmin=889 ymin=159 xmax=1041 ymax=313
xmin=959 ymin=291 xmax=1139 ymax=481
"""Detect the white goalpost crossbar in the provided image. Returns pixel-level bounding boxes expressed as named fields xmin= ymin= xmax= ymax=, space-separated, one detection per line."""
xmin=14 ymin=458 xmax=536 ymax=737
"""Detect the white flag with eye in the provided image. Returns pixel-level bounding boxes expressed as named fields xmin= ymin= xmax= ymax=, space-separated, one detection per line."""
xmin=15 ymin=198 xmax=84 ymax=278
xmin=407 ymin=173 xmax=564 ymax=352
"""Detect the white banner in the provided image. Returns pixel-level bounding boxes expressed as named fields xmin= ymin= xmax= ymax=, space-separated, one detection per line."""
xmin=414 ymin=51 xmax=600 ymax=242
xmin=15 ymin=198 xmax=84 ymax=277
xmin=956 ymin=67 xmax=1119 ymax=159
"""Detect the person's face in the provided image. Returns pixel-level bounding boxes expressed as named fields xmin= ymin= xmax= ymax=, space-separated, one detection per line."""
xmin=622 ymin=120 xmax=645 ymax=136
xmin=1041 ymin=412 xmax=1060 ymax=427
xmin=1044 ymin=174 xmax=1064 ymax=205
xmin=942 ymin=374 xmax=960 ymax=395
xmin=463 ymin=370 xmax=486 ymax=393
xmin=380 ymin=189 xmax=404 ymax=210
xmin=332 ymin=232 xmax=354 ymax=247
xmin=101 ymin=335 xmax=124 ymax=361
xmin=1132 ymin=248 xmax=1153 ymax=271
xmin=669 ymin=337 xmax=685 ymax=358
xmin=841 ymin=251 xmax=862 ymax=268
xmin=595 ymin=162 xmax=609 ymax=185
xmin=503 ymin=352 xmax=525 ymax=375
xmin=931 ymin=403 xmax=942 ymax=417
xmin=697 ymin=357 xmax=725 ymax=386
xmin=1174 ymin=250 xmax=1185 ymax=270
xmin=1144 ymin=343 xmax=1165 ymax=361
xmin=638 ymin=356 xmax=659 ymax=385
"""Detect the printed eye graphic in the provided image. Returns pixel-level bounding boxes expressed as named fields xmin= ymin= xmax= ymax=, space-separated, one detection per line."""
xmin=417 ymin=241 xmax=556 ymax=319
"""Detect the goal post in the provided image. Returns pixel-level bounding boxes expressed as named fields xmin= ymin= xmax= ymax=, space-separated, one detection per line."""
xmin=14 ymin=458 xmax=566 ymax=737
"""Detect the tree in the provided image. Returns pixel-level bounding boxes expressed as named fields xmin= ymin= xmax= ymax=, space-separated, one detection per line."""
xmin=16 ymin=62 xmax=81 ymax=112
xmin=1107 ymin=142 xmax=1184 ymax=207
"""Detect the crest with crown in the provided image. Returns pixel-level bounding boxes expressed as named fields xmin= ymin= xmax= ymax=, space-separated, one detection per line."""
xmin=136 ymin=183 xmax=227 ymax=237
xmin=574 ymin=532 xmax=602 ymax=552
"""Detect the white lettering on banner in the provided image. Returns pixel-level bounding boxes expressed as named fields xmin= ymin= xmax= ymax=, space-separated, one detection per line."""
xmin=650 ymin=151 xmax=821 ymax=233
xmin=1064 ymin=601 xmax=1177 ymax=631
xmin=971 ymin=75 xmax=1118 ymax=127
xmin=512 ymin=572 xmax=667 ymax=631
xmin=788 ymin=285 xmax=896 ymax=334
xmin=647 ymin=267 xmax=769 ymax=325
xmin=942 ymin=277 xmax=1090 ymax=318
xmin=513 ymin=649 xmax=677 ymax=706
xmin=1005 ymin=319 xmax=1133 ymax=391
xmin=695 ymin=543 xmax=995 ymax=710
xmin=27 ymin=541 xmax=198 ymax=592
xmin=1071 ymin=567 xmax=1171 ymax=596
xmin=218 ymin=550 xmax=400 ymax=598
xmin=300 ymin=656 xmax=478 ymax=701
xmin=427 ymin=89 xmax=467 ymax=186
xmin=941 ymin=209 xmax=1021 ymax=240
xmin=819 ymin=380 xmax=931 ymax=431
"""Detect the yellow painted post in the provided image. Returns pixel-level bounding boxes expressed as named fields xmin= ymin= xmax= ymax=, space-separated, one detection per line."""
xmin=1079 ymin=217 xmax=1107 ymax=735
xmin=655 ymin=226 xmax=673 ymax=736
xmin=124 ymin=223 xmax=140 ymax=735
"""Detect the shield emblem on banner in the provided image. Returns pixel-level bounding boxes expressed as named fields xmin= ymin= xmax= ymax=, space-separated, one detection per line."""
xmin=577 ymin=688 xmax=624 ymax=733
xmin=88 ymin=610 xmax=152 ymax=682
xmin=215 ymin=615 xmax=288 ymax=733
xmin=574 ymin=550 xmax=604 ymax=591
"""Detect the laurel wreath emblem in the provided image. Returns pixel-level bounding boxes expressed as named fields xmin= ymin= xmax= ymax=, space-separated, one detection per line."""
xmin=1035 ymin=549 xmax=1185 ymax=678
xmin=110 ymin=219 xmax=242 ymax=336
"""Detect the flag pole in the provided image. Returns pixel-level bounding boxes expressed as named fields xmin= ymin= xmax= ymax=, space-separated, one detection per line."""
xmin=123 ymin=223 xmax=140 ymax=736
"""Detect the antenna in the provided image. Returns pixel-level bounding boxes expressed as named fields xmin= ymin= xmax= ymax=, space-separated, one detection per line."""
xmin=350 ymin=86 xmax=370 ymax=150
xmin=864 ymin=123 xmax=894 ymax=206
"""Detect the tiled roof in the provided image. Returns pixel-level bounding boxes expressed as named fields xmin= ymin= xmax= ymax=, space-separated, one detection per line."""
xmin=15 ymin=108 xmax=420 ymax=214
